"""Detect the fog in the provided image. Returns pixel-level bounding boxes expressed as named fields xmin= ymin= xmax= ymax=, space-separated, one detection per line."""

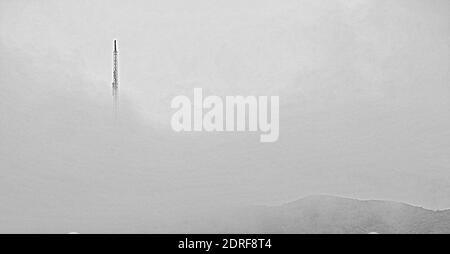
xmin=0 ymin=0 xmax=449 ymax=232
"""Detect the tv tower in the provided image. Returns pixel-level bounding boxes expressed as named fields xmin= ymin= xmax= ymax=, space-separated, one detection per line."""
xmin=112 ymin=39 xmax=119 ymax=119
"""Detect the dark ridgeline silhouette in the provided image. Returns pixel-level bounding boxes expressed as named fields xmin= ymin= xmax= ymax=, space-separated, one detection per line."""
xmin=198 ymin=196 xmax=450 ymax=234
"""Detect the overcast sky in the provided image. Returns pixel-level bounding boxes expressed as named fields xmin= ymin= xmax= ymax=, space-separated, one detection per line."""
xmin=0 ymin=0 xmax=449 ymax=232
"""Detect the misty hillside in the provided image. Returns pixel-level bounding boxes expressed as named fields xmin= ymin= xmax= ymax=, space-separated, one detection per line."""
xmin=217 ymin=195 xmax=450 ymax=234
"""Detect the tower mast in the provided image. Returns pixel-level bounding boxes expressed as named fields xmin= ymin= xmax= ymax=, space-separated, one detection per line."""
xmin=112 ymin=40 xmax=119 ymax=120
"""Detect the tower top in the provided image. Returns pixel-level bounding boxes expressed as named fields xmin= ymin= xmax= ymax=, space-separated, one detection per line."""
xmin=112 ymin=39 xmax=119 ymax=120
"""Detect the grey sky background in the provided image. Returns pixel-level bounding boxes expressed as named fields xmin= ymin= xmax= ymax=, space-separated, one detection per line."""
xmin=0 ymin=0 xmax=449 ymax=232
